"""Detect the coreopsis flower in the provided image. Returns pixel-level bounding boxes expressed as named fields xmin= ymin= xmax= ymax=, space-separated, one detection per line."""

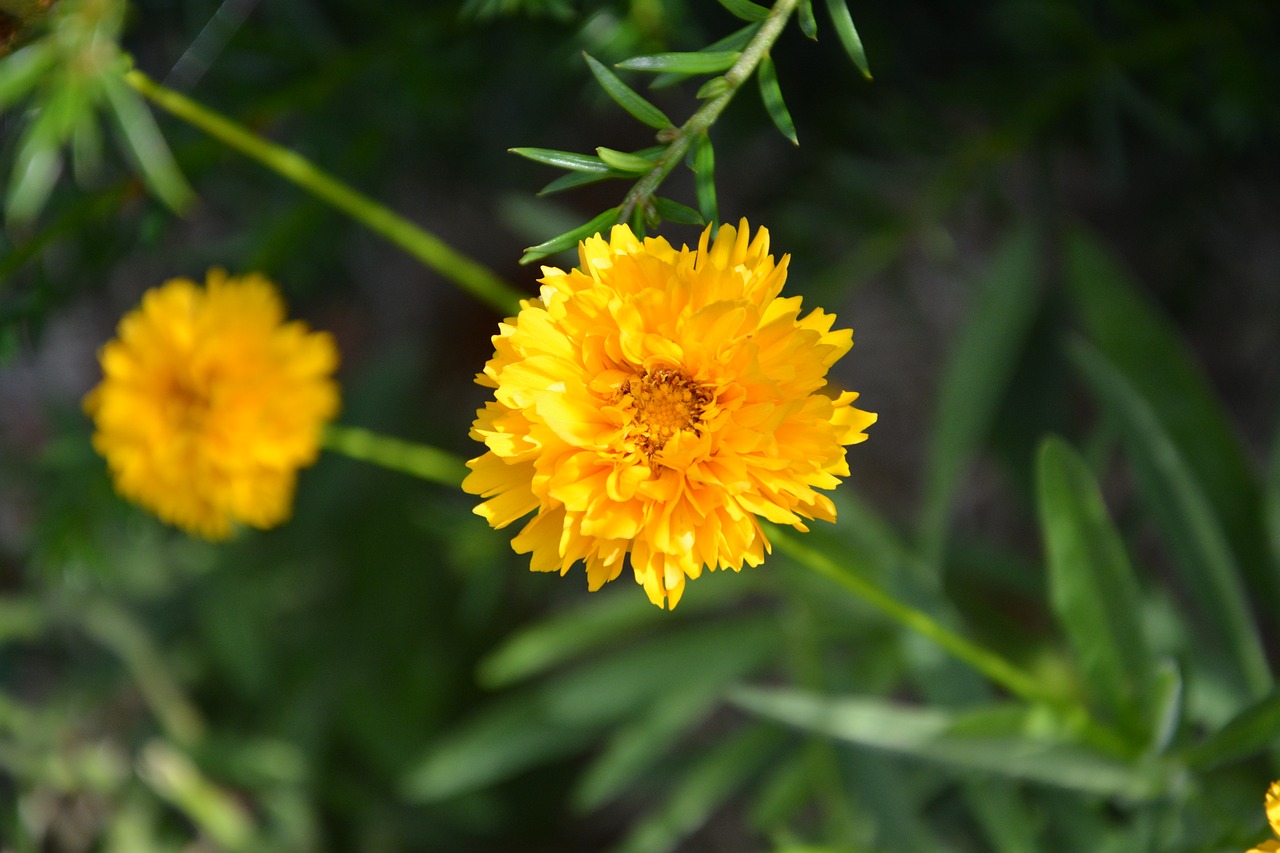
xmin=464 ymin=220 xmax=875 ymax=608
xmin=1246 ymin=781 xmax=1280 ymax=853
xmin=84 ymin=270 xmax=340 ymax=540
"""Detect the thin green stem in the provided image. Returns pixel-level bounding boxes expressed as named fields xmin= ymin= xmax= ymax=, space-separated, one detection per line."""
xmin=124 ymin=69 xmax=525 ymax=316
xmin=322 ymin=424 xmax=469 ymax=488
xmin=620 ymin=0 xmax=800 ymax=222
xmin=769 ymin=527 xmax=1133 ymax=756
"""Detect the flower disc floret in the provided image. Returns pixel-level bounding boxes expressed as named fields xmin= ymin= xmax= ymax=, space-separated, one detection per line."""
xmin=464 ymin=220 xmax=876 ymax=608
xmin=84 ymin=270 xmax=340 ymax=539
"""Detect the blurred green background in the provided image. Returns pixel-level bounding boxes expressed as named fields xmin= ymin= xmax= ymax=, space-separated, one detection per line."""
xmin=1 ymin=1 xmax=1279 ymax=850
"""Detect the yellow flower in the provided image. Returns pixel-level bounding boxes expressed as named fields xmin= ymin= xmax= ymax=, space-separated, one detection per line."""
xmin=464 ymin=220 xmax=875 ymax=608
xmin=84 ymin=270 xmax=340 ymax=540
xmin=1246 ymin=781 xmax=1280 ymax=852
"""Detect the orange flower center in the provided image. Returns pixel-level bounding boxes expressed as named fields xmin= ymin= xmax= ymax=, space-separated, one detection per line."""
xmin=618 ymin=366 xmax=710 ymax=458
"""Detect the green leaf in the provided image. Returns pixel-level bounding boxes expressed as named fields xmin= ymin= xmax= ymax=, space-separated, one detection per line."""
xmin=537 ymin=168 xmax=627 ymax=195
xmin=695 ymin=76 xmax=731 ymax=99
xmin=613 ymin=725 xmax=783 ymax=853
xmin=732 ymin=687 xmax=1164 ymax=798
xmin=1065 ymin=230 xmax=1269 ymax=611
xmin=510 ymin=146 xmax=611 ymax=173
xmin=6 ymin=118 xmax=63 ymax=224
xmin=1181 ymin=687 xmax=1280 ymax=770
xmin=617 ymin=51 xmax=741 ymax=75
xmin=583 ymin=53 xmax=672 ymax=130
xmin=917 ymin=229 xmax=1041 ymax=571
xmin=652 ymin=196 xmax=704 ymax=226
xmin=0 ymin=43 xmax=55 ymax=111
xmin=595 ymin=146 xmax=654 ymax=174
xmin=822 ymin=0 xmax=872 ymax=79
xmin=1036 ymin=436 xmax=1154 ymax=736
xmin=757 ymin=55 xmax=798 ymax=145
xmin=1266 ymin=422 xmax=1280 ymax=591
xmin=1070 ymin=341 xmax=1271 ymax=699
xmin=798 ymin=0 xmax=818 ymax=40
xmin=520 ymin=206 xmax=621 ymax=264
xmin=100 ymin=74 xmax=194 ymax=214
xmin=652 ymin=24 xmax=760 ymax=88
xmin=716 ymin=0 xmax=770 ymax=21
xmin=693 ymin=134 xmax=718 ymax=226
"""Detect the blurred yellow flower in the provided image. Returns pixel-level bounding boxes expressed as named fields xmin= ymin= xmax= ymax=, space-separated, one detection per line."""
xmin=1246 ymin=781 xmax=1280 ymax=852
xmin=464 ymin=220 xmax=875 ymax=608
xmin=84 ymin=270 xmax=340 ymax=540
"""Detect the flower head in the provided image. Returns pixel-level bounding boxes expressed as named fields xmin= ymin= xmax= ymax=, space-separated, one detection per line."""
xmin=84 ymin=270 xmax=340 ymax=539
xmin=1246 ymin=781 xmax=1280 ymax=853
xmin=464 ymin=220 xmax=875 ymax=608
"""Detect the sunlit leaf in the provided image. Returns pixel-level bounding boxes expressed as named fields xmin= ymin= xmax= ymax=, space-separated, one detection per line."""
xmin=617 ymin=51 xmax=741 ymax=75
xmin=510 ymin=146 xmax=611 ymax=173
xmin=519 ymin=206 xmax=620 ymax=264
xmin=583 ymin=53 xmax=671 ymax=130
xmin=1036 ymin=436 xmax=1154 ymax=736
xmin=652 ymin=24 xmax=760 ymax=87
xmin=732 ymin=687 xmax=1164 ymax=798
xmin=595 ymin=146 xmax=653 ymax=174
xmin=757 ymin=55 xmax=798 ymax=145
xmin=822 ymin=0 xmax=872 ymax=79
xmin=0 ymin=42 xmax=55 ymax=111
xmin=716 ymin=0 xmax=769 ymax=22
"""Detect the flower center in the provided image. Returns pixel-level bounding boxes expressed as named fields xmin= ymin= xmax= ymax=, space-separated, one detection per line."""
xmin=618 ymin=366 xmax=711 ymax=458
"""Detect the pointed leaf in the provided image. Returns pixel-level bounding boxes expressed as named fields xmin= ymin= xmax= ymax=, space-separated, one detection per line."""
xmin=0 ymin=43 xmax=55 ymax=111
xmin=510 ymin=146 xmax=611 ymax=173
xmin=732 ymin=687 xmax=1163 ymax=798
xmin=652 ymin=25 xmax=760 ymax=87
xmin=595 ymin=146 xmax=653 ymax=174
xmin=716 ymin=0 xmax=770 ymax=21
xmin=520 ymin=206 xmax=620 ymax=264
xmin=1036 ymin=436 xmax=1154 ymax=735
xmin=1182 ymin=687 xmax=1280 ymax=770
xmin=693 ymin=134 xmax=718 ymax=226
xmin=823 ymin=0 xmax=872 ymax=79
xmin=798 ymin=0 xmax=818 ymax=40
xmin=1070 ymin=341 xmax=1271 ymax=699
xmin=583 ymin=53 xmax=672 ymax=130
xmin=757 ymin=55 xmax=798 ymax=145
xmin=100 ymin=74 xmax=194 ymax=214
xmin=652 ymin=196 xmax=704 ymax=226
xmin=538 ymin=169 xmax=627 ymax=195
xmin=696 ymin=76 xmax=731 ymax=99
xmin=617 ymin=51 xmax=741 ymax=75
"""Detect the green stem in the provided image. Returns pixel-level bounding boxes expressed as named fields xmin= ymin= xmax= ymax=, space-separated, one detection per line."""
xmin=769 ymin=527 xmax=1132 ymax=756
xmin=322 ymin=424 xmax=469 ymax=488
xmin=124 ymin=69 xmax=525 ymax=317
xmin=620 ymin=0 xmax=800 ymax=222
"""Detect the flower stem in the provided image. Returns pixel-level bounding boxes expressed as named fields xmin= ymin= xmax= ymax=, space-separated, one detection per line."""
xmin=620 ymin=0 xmax=801 ymax=222
xmin=322 ymin=424 xmax=469 ymax=488
xmin=770 ymin=527 xmax=1133 ymax=756
xmin=124 ymin=69 xmax=525 ymax=317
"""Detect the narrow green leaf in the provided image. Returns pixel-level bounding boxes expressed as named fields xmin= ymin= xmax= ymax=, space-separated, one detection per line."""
xmin=100 ymin=74 xmax=194 ymax=214
xmin=510 ymin=146 xmax=611 ymax=173
xmin=757 ymin=55 xmax=798 ymax=145
xmin=693 ymin=134 xmax=718 ymax=226
xmin=695 ymin=76 xmax=731 ymax=99
xmin=652 ymin=24 xmax=760 ymax=88
xmin=519 ymin=206 xmax=620 ymax=264
xmin=1036 ymin=436 xmax=1154 ymax=735
xmin=617 ymin=51 xmax=741 ymax=75
xmin=583 ymin=53 xmax=671 ymax=130
xmin=1266 ymin=420 xmax=1280 ymax=588
xmin=1065 ymin=230 xmax=1270 ymax=611
xmin=537 ymin=169 xmax=627 ymax=196
xmin=1070 ymin=341 xmax=1271 ymax=699
xmin=613 ymin=725 xmax=783 ymax=853
xmin=1182 ymin=687 xmax=1280 ymax=770
xmin=0 ymin=43 xmax=55 ymax=111
xmin=732 ymin=687 xmax=1164 ymax=798
xmin=798 ymin=0 xmax=818 ymax=40
xmin=716 ymin=0 xmax=769 ymax=21
xmin=822 ymin=0 xmax=872 ymax=79
xmin=652 ymin=196 xmax=704 ymax=226
xmin=595 ymin=146 xmax=653 ymax=174
xmin=918 ymin=229 xmax=1040 ymax=569
xmin=6 ymin=122 xmax=63 ymax=224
